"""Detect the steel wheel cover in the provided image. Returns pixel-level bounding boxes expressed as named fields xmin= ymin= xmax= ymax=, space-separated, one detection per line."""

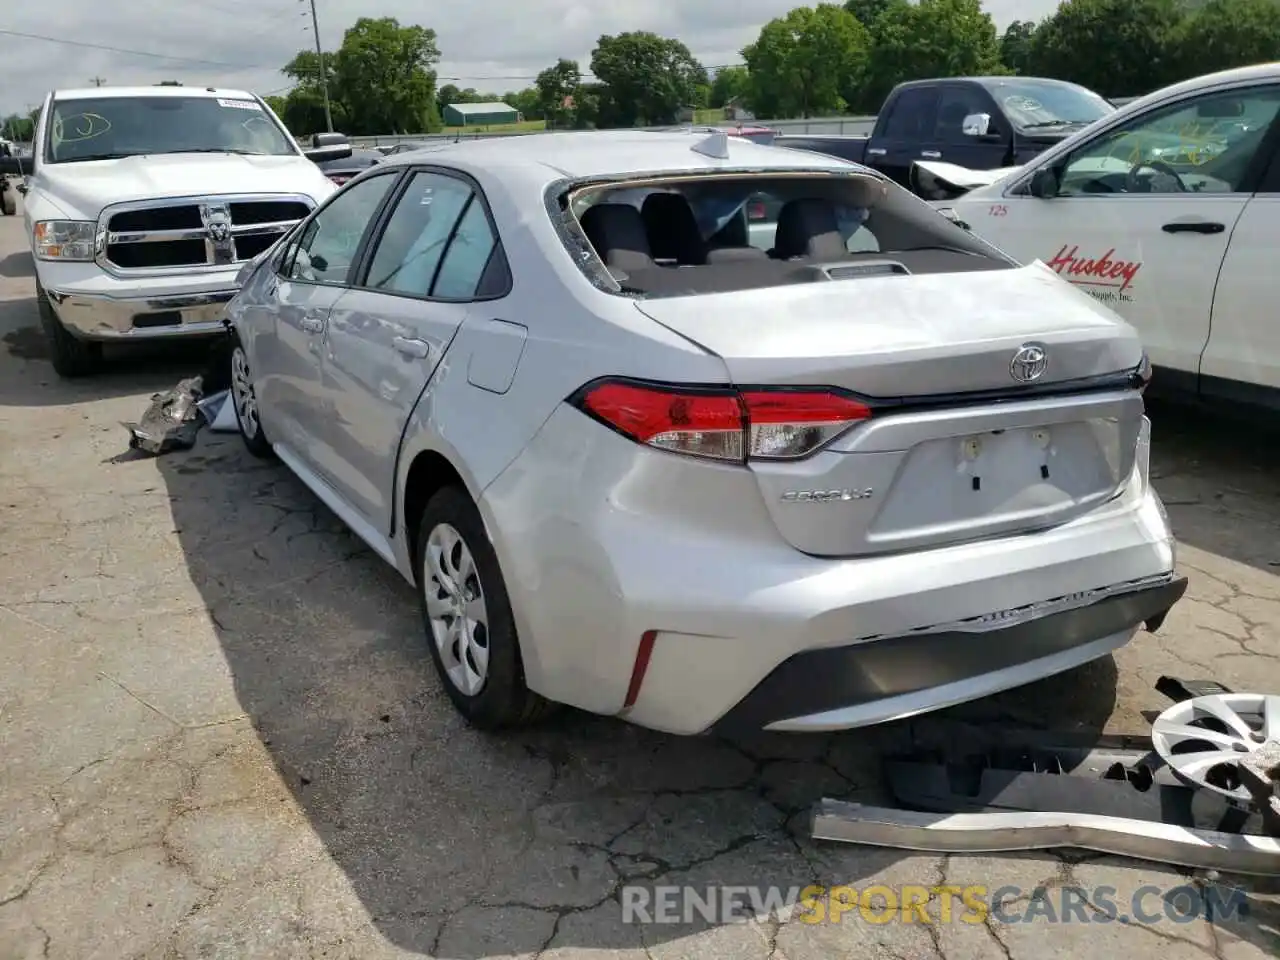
xmin=423 ymin=522 xmax=490 ymax=696
xmin=1151 ymin=693 xmax=1280 ymax=802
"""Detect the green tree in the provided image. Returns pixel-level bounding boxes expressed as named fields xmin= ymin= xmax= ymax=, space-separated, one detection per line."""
xmin=1027 ymin=0 xmax=1186 ymax=97
xmin=1 ymin=114 xmax=35 ymax=141
xmin=743 ymin=4 xmax=870 ymax=118
xmin=506 ymin=88 xmax=543 ymax=121
xmin=862 ymin=0 xmax=1004 ymax=111
xmin=708 ymin=65 xmax=751 ymax=108
xmin=437 ymin=83 xmax=462 ymax=113
xmin=589 ymin=32 xmax=708 ymax=126
xmin=844 ymin=0 xmax=893 ymax=27
xmin=332 ymin=17 xmax=442 ymax=134
xmin=1000 ymin=19 xmax=1037 ymax=74
xmin=1176 ymin=0 xmax=1280 ymax=77
xmin=536 ymin=59 xmax=582 ymax=128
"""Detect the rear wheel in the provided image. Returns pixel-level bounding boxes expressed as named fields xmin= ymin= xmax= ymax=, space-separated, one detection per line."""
xmin=36 ymin=281 xmax=102 ymax=378
xmin=415 ymin=486 xmax=554 ymax=730
xmin=229 ymin=331 xmax=274 ymax=459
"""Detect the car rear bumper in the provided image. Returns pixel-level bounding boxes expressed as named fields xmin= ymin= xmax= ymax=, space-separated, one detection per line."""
xmin=481 ymin=406 xmax=1180 ymax=736
xmin=711 ymin=574 xmax=1186 ymax=734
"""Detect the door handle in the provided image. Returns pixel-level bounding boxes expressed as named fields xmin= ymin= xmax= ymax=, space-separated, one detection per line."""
xmin=1162 ymin=220 xmax=1224 ymax=234
xmin=392 ymin=336 xmax=430 ymax=359
xmin=920 ymin=150 xmax=942 ymax=159
xmin=299 ymin=313 xmax=325 ymax=333
xmin=866 ymin=147 xmax=887 ymax=157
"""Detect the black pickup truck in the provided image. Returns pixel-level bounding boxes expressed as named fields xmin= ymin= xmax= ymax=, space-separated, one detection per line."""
xmin=774 ymin=76 xmax=1116 ymax=191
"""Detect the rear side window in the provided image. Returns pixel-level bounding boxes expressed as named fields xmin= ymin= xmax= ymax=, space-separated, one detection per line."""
xmin=883 ymin=88 xmax=941 ymax=139
xmin=365 ymin=172 xmax=473 ymax=297
xmin=361 ymin=170 xmax=511 ymax=300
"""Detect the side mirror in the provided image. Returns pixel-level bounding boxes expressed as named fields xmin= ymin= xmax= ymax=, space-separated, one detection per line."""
xmin=1028 ymin=166 xmax=1059 ymax=199
xmin=304 ymin=132 xmax=352 ymax=163
xmin=962 ymin=113 xmax=992 ymax=137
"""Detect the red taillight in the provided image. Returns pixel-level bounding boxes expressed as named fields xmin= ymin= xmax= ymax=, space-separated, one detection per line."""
xmin=571 ymin=379 xmax=872 ymax=462
xmin=747 ymin=201 xmax=767 ymax=220
xmin=328 ymin=174 xmax=350 ymax=185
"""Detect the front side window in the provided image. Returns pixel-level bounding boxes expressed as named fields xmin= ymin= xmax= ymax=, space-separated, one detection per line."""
xmin=935 ymin=86 xmax=1000 ymax=142
xmin=285 ymin=174 xmax=395 ymax=285
xmin=1054 ymin=85 xmax=1280 ymax=195
xmin=46 ymin=95 xmax=297 ymax=163
xmin=364 ymin=172 xmax=476 ymax=297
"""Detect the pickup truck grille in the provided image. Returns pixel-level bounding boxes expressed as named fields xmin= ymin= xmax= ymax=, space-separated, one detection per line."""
xmin=100 ymin=195 xmax=313 ymax=273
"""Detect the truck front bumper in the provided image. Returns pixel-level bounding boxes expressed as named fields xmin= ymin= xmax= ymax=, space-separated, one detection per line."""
xmin=46 ymin=288 xmax=235 ymax=340
xmin=40 ymin=260 xmax=241 ymax=341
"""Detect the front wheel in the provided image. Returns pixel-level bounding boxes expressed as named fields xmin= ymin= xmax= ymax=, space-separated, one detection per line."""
xmin=229 ymin=331 xmax=274 ymax=459
xmin=36 ymin=281 xmax=102 ymax=378
xmin=416 ymin=486 xmax=554 ymax=730
xmin=1 ymin=188 xmax=15 ymax=216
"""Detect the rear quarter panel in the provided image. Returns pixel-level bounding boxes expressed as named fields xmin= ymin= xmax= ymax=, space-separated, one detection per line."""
xmin=390 ymin=162 xmax=730 ymax=574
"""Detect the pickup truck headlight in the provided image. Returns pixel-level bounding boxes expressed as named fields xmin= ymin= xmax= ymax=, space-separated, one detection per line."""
xmin=33 ymin=220 xmax=97 ymax=261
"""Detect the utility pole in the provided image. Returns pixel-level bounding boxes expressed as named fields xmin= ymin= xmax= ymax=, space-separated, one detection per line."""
xmin=89 ymin=76 xmax=106 ymax=87
xmin=303 ymin=0 xmax=334 ymax=132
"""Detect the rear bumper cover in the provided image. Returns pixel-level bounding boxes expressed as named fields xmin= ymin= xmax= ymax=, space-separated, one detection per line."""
xmin=711 ymin=576 xmax=1187 ymax=735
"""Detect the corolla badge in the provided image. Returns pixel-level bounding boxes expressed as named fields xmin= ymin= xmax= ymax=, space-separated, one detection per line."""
xmin=780 ymin=488 xmax=874 ymax=503
xmin=1010 ymin=342 xmax=1048 ymax=383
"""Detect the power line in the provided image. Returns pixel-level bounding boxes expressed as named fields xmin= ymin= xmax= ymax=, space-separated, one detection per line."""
xmin=0 ymin=28 xmax=264 ymax=70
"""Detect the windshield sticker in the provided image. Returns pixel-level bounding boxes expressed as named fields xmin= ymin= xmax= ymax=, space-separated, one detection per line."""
xmin=1004 ymin=96 xmax=1044 ymax=112
xmin=218 ymin=98 xmax=261 ymax=111
xmin=1046 ymin=244 xmax=1141 ymax=303
xmin=52 ymin=112 xmax=112 ymax=143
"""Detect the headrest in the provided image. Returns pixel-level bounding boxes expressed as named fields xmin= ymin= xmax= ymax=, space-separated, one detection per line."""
xmin=772 ymin=198 xmax=849 ymax=261
xmin=579 ymin=203 xmax=654 ymax=272
xmin=641 ymin=192 xmax=707 ymax=264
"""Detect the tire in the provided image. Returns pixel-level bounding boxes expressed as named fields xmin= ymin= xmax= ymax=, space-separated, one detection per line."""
xmin=415 ymin=486 xmax=554 ymax=730
xmin=228 ymin=330 xmax=275 ymax=459
xmin=1 ymin=188 xmax=15 ymax=216
xmin=36 ymin=281 xmax=102 ymax=378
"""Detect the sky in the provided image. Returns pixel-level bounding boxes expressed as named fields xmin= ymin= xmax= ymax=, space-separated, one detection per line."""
xmin=0 ymin=0 xmax=1057 ymax=117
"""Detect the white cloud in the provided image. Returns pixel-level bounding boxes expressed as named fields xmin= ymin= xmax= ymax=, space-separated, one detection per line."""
xmin=1 ymin=0 xmax=1055 ymax=116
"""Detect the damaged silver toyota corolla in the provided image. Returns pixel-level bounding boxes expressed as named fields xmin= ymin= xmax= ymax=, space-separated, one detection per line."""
xmin=223 ymin=128 xmax=1186 ymax=736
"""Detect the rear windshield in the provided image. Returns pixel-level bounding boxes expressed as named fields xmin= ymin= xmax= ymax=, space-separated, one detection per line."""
xmin=45 ymin=95 xmax=297 ymax=163
xmin=556 ymin=172 xmax=1012 ymax=298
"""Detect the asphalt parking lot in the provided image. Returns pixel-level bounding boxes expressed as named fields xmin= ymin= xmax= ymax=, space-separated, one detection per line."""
xmin=1 ymin=201 xmax=1278 ymax=960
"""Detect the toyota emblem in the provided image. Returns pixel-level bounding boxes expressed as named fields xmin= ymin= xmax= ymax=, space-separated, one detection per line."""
xmin=1010 ymin=343 xmax=1048 ymax=383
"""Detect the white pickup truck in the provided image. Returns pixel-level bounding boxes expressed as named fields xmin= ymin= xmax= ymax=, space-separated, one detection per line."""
xmin=22 ymin=84 xmax=345 ymax=376
xmin=916 ymin=62 xmax=1280 ymax=413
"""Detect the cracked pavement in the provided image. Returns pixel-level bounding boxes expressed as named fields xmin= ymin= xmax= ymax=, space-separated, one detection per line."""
xmin=1 ymin=205 xmax=1279 ymax=960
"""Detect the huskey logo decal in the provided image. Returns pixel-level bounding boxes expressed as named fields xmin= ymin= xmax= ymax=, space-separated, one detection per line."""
xmin=1046 ymin=244 xmax=1142 ymax=293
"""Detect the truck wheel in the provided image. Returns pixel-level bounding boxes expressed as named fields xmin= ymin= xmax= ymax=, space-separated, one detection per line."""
xmin=36 ymin=281 xmax=102 ymax=378
xmin=1 ymin=189 xmax=15 ymax=216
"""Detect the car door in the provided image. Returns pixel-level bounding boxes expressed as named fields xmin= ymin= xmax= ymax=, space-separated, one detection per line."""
xmin=257 ymin=171 xmax=400 ymax=462
xmin=868 ymin=87 xmax=941 ymax=188
xmin=1199 ymin=139 xmax=1280 ymax=403
xmin=953 ymin=82 xmax=1280 ymax=382
xmin=317 ymin=168 xmax=510 ymax=529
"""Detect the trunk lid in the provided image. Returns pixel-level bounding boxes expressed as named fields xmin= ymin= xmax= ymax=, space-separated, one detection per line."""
xmin=634 ymin=262 xmax=1146 ymax=557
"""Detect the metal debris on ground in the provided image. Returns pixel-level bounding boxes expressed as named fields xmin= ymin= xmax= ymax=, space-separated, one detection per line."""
xmin=810 ymin=676 xmax=1280 ymax=875
xmin=122 ymin=331 xmax=238 ymax=454
xmin=123 ymin=377 xmax=209 ymax=455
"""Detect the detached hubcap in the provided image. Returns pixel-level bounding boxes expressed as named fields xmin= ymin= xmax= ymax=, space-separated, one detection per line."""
xmin=231 ymin=346 xmax=258 ymax=438
xmin=424 ymin=523 xmax=490 ymax=696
